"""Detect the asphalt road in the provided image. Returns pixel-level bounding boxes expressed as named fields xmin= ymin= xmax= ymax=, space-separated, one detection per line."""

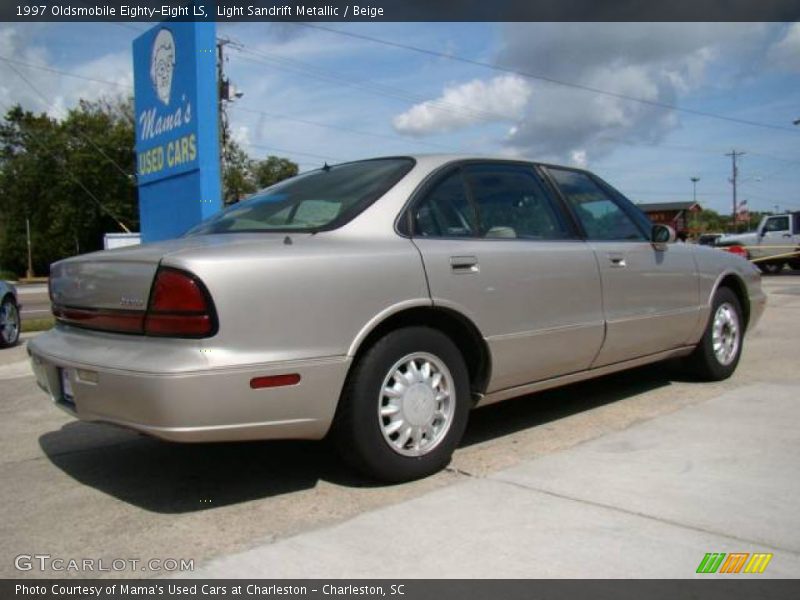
xmin=14 ymin=283 xmax=50 ymax=321
xmin=1 ymin=274 xmax=798 ymax=579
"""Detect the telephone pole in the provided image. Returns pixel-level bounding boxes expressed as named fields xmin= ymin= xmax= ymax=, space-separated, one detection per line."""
xmin=216 ymin=37 xmax=244 ymax=205
xmin=725 ymin=150 xmax=745 ymax=232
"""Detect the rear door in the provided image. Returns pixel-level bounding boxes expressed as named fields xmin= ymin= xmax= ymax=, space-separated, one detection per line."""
xmin=408 ymin=161 xmax=605 ymax=392
xmin=544 ymin=166 xmax=700 ymax=366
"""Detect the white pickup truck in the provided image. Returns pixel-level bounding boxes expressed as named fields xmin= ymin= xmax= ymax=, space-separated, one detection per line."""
xmin=718 ymin=212 xmax=800 ymax=273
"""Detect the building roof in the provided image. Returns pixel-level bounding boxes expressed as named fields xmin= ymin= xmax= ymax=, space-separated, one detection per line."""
xmin=636 ymin=201 xmax=702 ymax=212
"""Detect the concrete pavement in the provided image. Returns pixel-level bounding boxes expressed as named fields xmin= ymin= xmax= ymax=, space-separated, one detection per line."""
xmin=3 ymin=277 xmax=799 ymax=579
xmin=183 ymin=383 xmax=800 ymax=578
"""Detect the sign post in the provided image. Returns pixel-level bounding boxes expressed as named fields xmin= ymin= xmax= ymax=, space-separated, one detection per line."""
xmin=133 ymin=22 xmax=221 ymax=242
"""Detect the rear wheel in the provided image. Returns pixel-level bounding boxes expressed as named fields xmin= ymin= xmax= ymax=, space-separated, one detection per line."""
xmin=686 ymin=287 xmax=743 ymax=381
xmin=0 ymin=297 xmax=20 ymax=348
xmin=332 ymin=326 xmax=471 ymax=482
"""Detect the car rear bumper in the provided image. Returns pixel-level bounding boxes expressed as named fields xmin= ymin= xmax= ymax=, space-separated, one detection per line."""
xmin=28 ymin=328 xmax=350 ymax=442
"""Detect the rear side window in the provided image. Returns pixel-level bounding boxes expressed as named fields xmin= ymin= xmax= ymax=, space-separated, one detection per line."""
xmin=413 ymin=170 xmax=477 ymax=238
xmin=464 ymin=164 xmax=572 ymax=240
xmin=547 ymin=168 xmax=647 ymax=241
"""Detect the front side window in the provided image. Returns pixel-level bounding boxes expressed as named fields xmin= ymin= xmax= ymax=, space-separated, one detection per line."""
xmin=464 ymin=164 xmax=572 ymax=240
xmin=187 ymin=158 xmax=414 ymax=235
xmin=547 ymin=168 xmax=647 ymax=241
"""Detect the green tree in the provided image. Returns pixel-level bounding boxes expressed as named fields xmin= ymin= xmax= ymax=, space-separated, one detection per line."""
xmin=222 ymin=142 xmax=299 ymax=205
xmin=0 ymin=97 xmax=137 ymax=276
xmin=222 ymin=138 xmax=257 ymax=205
xmin=251 ymin=155 xmax=299 ymax=189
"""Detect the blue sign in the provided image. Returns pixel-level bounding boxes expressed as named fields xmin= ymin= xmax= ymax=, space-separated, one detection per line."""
xmin=133 ymin=22 xmax=221 ymax=242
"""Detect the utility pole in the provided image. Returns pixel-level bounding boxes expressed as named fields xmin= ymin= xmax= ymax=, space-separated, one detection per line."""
xmin=725 ymin=150 xmax=745 ymax=233
xmin=25 ymin=217 xmax=34 ymax=279
xmin=217 ymin=38 xmax=229 ymax=203
xmin=216 ymin=37 xmax=244 ymax=205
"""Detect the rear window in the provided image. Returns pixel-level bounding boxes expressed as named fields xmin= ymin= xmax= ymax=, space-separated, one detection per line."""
xmin=186 ymin=158 xmax=414 ymax=235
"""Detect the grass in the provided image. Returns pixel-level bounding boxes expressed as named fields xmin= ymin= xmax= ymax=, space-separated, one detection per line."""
xmin=22 ymin=316 xmax=54 ymax=333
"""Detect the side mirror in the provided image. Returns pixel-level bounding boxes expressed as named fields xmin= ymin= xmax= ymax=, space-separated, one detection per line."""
xmin=651 ymin=224 xmax=676 ymax=246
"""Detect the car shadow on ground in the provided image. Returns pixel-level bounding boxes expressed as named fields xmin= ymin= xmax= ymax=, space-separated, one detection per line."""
xmin=38 ymin=360 xmax=683 ymax=514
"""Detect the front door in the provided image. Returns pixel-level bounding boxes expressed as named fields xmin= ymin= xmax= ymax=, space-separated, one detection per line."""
xmin=544 ymin=167 xmax=701 ymax=366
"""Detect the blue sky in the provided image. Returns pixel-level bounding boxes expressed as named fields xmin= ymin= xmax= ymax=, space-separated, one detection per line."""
xmin=1 ymin=21 xmax=798 ymax=215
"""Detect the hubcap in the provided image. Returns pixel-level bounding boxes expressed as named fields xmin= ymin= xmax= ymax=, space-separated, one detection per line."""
xmin=0 ymin=302 xmax=19 ymax=343
xmin=378 ymin=352 xmax=455 ymax=457
xmin=712 ymin=302 xmax=740 ymax=366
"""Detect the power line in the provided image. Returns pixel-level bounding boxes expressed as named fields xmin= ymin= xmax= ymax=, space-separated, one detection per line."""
xmin=6 ymin=49 xmax=800 ymax=171
xmin=232 ymin=46 xmax=520 ymax=127
xmin=242 ymin=141 xmax=347 ymax=162
xmin=0 ymin=56 xmax=133 ymax=90
xmin=3 ymin=60 xmax=135 ymax=180
xmin=298 ymin=23 xmax=800 ymax=135
xmin=0 ymin=101 xmax=133 ymax=233
xmin=231 ymin=105 xmax=456 ymax=151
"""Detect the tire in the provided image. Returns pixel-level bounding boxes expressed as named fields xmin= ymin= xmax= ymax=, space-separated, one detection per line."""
xmin=332 ymin=326 xmax=471 ymax=482
xmin=686 ymin=287 xmax=743 ymax=381
xmin=757 ymin=261 xmax=784 ymax=274
xmin=0 ymin=297 xmax=21 ymax=348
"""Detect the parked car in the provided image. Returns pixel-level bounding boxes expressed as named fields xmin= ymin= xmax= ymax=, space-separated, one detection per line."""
xmin=0 ymin=280 xmax=21 ymax=348
xmin=29 ymin=156 xmax=766 ymax=481
xmin=717 ymin=212 xmax=800 ymax=274
xmin=697 ymin=233 xmax=723 ymax=246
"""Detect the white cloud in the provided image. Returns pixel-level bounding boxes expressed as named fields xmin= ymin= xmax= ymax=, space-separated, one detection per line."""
xmin=392 ymin=74 xmax=531 ymax=136
xmin=0 ymin=24 xmax=131 ymax=119
xmin=570 ymin=149 xmax=588 ymax=168
xmin=388 ymin=23 xmax=776 ymax=165
xmin=768 ymin=23 xmax=800 ymax=71
xmin=495 ymin=23 xmax=769 ymax=164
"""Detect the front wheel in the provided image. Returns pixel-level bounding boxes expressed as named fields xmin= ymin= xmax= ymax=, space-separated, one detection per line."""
xmin=332 ymin=327 xmax=471 ymax=482
xmin=0 ymin=297 xmax=20 ymax=348
xmin=686 ymin=287 xmax=743 ymax=381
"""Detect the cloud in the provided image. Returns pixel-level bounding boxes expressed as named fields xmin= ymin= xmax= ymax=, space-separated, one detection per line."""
xmin=0 ymin=25 xmax=131 ymax=119
xmin=389 ymin=23 xmax=772 ymax=165
xmin=496 ymin=23 xmax=773 ymax=164
xmin=768 ymin=23 xmax=800 ymax=71
xmin=392 ymin=74 xmax=531 ymax=136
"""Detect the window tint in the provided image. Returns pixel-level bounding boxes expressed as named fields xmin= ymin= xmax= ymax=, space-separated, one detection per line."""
xmin=764 ymin=216 xmax=790 ymax=232
xmin=413 ymin=170 xmax=477 ymax=237
xmin=547 ymin=168 xmax=646 ymax=241
xmin=186 ymin=158 xmax=414 ymax=235
xmin=465 ymin=164 xmax=571 ymax=240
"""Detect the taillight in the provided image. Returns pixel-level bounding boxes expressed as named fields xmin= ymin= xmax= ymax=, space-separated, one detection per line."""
xmin=724 ymin=245 xmax=748 ymax=259
xmin=143 ymin=268 xmax=216 ymax=337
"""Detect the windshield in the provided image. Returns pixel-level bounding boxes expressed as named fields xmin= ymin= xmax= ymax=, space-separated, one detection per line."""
xmin=186 ymin=158 xmax=415 ymax=235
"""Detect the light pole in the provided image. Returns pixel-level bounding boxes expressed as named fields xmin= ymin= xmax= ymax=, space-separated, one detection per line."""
xmin=690 ymin=176 xmax=700 ymax=204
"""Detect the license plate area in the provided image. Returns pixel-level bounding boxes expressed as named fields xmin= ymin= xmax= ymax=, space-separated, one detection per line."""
xmin=59 ymin=367 xmax=76 ymax=408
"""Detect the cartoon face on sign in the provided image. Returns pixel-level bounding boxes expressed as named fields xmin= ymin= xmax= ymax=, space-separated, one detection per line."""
xmin=150 ymin=28 xmax=175 ymax=106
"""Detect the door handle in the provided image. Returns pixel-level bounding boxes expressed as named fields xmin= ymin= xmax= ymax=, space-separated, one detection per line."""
xmin=782 ymin=233 xmax=791 ymax=238
xmin=450 ymin=255 xmax=479 ymax=273
xmin=607 ymin=253 xmax=626 ymax=268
